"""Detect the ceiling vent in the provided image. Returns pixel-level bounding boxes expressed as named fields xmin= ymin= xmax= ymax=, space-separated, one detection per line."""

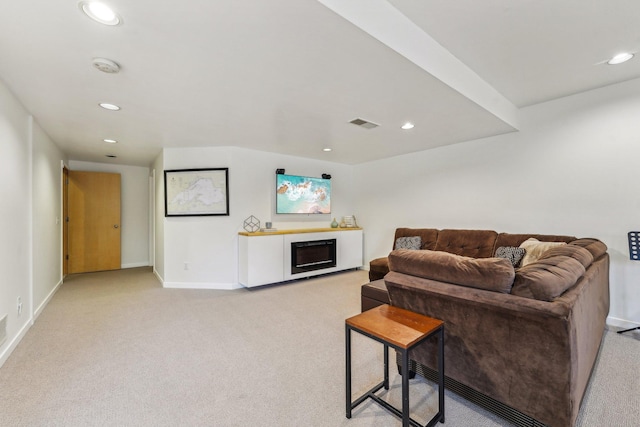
xmin=92 ymin=58 xmax=120 ymax=74
xmin=349 ymin=118 xmax=379 ymax=129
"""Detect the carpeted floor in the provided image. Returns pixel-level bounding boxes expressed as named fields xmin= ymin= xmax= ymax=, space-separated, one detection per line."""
xmin=0 ymin=267 xmax=638 ymax=426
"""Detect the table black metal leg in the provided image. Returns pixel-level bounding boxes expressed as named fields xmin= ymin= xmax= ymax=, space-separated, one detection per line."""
xmin=438 ymin=326 xmax=445 ymax=423
xmin=346 ymin=325 xmax=352 ymax=419
xmin=402 ymin=348 xmax=410 ymax=426
xmin=384 ymin=343 xmax=389 ymax=390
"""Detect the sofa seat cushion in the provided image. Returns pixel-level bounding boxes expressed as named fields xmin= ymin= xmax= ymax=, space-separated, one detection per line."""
xmin=361 ymin=279 xmax=390 ymax=311
xmin=388 ymin=249 xmax=515 ymax=293
xmin=512 ymin=256 xmax=586 ymax=301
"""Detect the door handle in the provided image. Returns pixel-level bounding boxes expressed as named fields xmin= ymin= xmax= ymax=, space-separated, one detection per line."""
xmin=114 ymin=225 xmax=119 ymax=229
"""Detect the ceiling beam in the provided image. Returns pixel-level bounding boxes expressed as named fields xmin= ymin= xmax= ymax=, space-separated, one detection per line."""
xmin=318 ymin=0 xmax=520 ymax=130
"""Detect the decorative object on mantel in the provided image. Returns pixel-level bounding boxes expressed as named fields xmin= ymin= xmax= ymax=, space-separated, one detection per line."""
xmin=331 ymin=218 xmax=339 ymax=228
xmin=243 ymin=215 xmax=260 ymax=233
xmin=341 ymin=215 xmax=358 ymax=228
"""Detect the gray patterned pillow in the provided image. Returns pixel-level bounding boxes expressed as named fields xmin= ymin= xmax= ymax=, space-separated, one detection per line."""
xmin=495 ymin=246 xmax=526 ymax=268
xmin=395 ymin=236 xmax=422 ymax=250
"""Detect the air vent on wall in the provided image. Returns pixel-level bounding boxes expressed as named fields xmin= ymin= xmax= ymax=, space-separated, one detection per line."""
xmin=349 ymin=118 xmax=379 ymax=129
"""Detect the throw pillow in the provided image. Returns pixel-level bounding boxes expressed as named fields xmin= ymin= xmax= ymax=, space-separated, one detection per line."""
xmin=395 ymin=236 xmax=421 ymax=250
xmin=518 ymin=238 xmax=567 ymax=267
xmin=495 ymin=246 xmax=526 ymax=268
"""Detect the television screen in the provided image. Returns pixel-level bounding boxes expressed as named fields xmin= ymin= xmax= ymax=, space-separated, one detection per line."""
xmin=276 ymin=174 xmax=331 ymax=214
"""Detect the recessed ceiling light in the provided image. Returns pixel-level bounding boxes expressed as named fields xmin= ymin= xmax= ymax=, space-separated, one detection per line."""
xmin=607 ymin=53 xmax=634 ymax=65
xmin=103 ymin=139 xmax=117 ymax=144
xmin=79 ymin=1 xmax=121 ymax=26
xmin=99 ymin=103 xmax=120 ymax=111
xmin=323 ymin=148 xmax=332 ymax=152
xmin=401 ymin=122 xmax=415 ymax=130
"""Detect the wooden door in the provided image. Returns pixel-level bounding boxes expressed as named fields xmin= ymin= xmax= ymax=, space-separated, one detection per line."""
xmin=68 ymin=170 xmax=121 ymax=273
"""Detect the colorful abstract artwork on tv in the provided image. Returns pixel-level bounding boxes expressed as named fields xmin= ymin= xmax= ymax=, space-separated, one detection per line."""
xmin=276 ymin=174 xmax=331 ymax=214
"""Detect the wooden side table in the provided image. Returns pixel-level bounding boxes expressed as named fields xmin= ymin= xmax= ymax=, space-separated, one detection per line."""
xmin=345 ymin=304 xmax=445 ymax=427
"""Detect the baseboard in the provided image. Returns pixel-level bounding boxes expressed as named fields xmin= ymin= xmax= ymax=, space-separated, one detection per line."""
xmin=606 ymin=316 xmax=640 ymax=330
xmin=162 ymin=281 xmax=243 ymax=290
xmin=1 ymin=277 xmax=65 ymax=368
xmin=0 ymin=315 xmax=32 ymax=369
xmin=121 ymin=262 xmax=150 ymax=269
xmin=152 ymin=268 xmax=164 ymax=285
xmin=34 ymin=277 xmax=63 ymax=320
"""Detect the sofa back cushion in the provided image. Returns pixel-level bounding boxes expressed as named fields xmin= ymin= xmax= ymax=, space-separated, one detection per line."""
xmin=569 ymin=238 xmax=608 ymax=260
xmin=434 ymin=229 xmax=498 ymax=258
xmin=494 ymin=233 xmax=576 ymax=250
xmin=388 ymin=249 xmax=515 ymax=293
xmin=393 ymin=228 xmax=439 ymax=250
xmin=538 ymin=245 xmax=593 ymax=268
xmin=512 ymin=256 xmax=586 ymax=301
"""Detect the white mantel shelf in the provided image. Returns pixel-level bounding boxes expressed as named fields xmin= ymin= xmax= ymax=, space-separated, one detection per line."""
xmin=238 ymin=227 xmax=362 ymax=236
xmin=238 ymin=228 xmax=363 ymax=287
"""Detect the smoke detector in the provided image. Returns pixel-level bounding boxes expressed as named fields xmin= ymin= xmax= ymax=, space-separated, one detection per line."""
xmin=92 ymin=57 xmax=120 ymax=73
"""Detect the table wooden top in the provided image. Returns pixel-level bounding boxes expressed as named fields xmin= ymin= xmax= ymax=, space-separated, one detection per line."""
xmin=345 ymin=305 xmax=443 ymax=349
xmin=238 ymin=227 xmax=362 ymax=236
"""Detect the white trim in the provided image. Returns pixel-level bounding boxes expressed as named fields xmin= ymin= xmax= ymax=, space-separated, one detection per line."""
xmin=121 ymin=262 xmax=150 ymax=269
xmin=606 ymin=316 xmax=640 ymax=330
xmin=61 ymin=161 xmax=66 ymax=288
xmin=153 ymin=267 xmax=164 ymax=284
xmin=0 ymin=314 xmax=32 ymax=368
xmin=33 ymin=279 xmax=63 ymax=320
xmin=27 ymin=115 xmax=34 ymax=325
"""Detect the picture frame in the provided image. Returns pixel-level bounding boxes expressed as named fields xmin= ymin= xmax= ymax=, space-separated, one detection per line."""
xmin=164 ymin=168 xmax=229 ymax=217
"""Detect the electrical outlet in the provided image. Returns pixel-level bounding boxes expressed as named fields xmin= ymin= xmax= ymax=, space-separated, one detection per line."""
xmin=17 ymin=296 xmax=22 ymax=316
xmin=184 ymin=262 xmax=189 ymax=270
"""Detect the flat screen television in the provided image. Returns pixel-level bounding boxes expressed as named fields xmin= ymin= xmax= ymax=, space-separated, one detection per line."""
xmin=276 ymin=174 xmax=331 ymax=214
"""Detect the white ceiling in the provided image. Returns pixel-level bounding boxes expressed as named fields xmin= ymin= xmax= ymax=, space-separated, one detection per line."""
xmin=1 ymin=0 xmax=639 ymax=167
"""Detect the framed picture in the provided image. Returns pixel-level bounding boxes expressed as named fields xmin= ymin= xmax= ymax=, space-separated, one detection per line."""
xmin=164 ymin=168 xmax=229 ymax=217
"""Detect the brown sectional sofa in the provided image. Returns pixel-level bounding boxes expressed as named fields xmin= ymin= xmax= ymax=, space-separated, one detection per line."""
xmin=362 ymin=228 xmax=609 ymax=427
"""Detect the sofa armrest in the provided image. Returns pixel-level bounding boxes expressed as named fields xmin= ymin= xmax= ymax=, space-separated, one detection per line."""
xmin=368 ymin=256 xmax=390 ymax=281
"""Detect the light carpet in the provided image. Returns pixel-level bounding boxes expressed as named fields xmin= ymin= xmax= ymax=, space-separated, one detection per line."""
xmin=0 ymin=267 xmax=638 ymax=426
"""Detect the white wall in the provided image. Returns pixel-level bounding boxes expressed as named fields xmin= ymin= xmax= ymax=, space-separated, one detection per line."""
xmin=32 ymin=122 xmax=64 ymax=316
xmin=1 ymin=78 xmax=65 ymax=367
xmin=0 ymin=79 xmax=32 ymax=365
xmin=158 ymin=146 xmax=355 ymax=288
xmin=69 ymin=161 xmax=150 ymax=269
xmin=353 ymin=77 xmax=640 ymax=329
